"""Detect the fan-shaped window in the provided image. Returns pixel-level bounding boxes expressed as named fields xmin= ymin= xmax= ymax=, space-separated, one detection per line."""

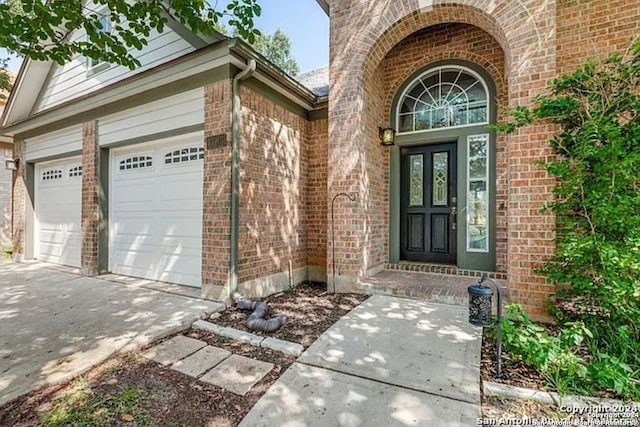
xmin=68 ymin=165 xmax=83 ymax=178
xmin=164 ymin=147 xmax=204 ymax=165
xmin=397 ymin=66 xmax=489 ymax=133
xmin=119 ymin=155 xmax=153 ymax=171
xmin=42 ymin=169 xmax=63 ymax=181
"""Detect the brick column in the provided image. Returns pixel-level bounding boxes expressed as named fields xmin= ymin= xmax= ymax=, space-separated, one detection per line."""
xmin=201 ymin=80 xmax=233 ymax=300
xmin=81 ymin=120 xmax=100 ymax=276
xmin=11 ymin=139 xmax=26 ymax=259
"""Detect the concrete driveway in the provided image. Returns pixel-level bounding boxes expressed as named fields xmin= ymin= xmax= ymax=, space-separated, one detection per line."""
xmin=0 ymin=262 xmax=224 ymax=406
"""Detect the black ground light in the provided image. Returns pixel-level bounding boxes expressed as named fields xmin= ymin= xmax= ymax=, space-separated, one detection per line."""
xmin=468 ymin=273 xmax=504 ymax=377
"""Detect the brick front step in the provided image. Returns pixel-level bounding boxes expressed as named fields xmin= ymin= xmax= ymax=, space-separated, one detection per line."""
xmin=385 ymin=263 xmax=508 ymax=281
xmin=358 ymin=269 xmax=508 ymax=307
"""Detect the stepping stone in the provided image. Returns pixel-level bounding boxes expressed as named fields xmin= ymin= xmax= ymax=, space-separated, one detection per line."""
xmin=142 ymin=335 xmax=206 ymax=366
xmin=200 ymin=354 xmax=274 ymax=395
xmin=172 ymin=346 xmax=231 ymax=378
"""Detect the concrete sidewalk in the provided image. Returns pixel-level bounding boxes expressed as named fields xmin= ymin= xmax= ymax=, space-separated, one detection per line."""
xmin=0 ymin=262 xmax=224 ymax=406
xmin=240 ymin=295 xmax=481 ymax=426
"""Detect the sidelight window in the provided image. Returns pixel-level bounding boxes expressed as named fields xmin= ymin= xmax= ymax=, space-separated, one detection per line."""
xmin=467 ymin=134 xmax=489 ymax=252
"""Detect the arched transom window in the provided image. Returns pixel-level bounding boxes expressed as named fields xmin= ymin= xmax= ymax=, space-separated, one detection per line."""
xmin=397 ymin=66 xmax=489 ymax=133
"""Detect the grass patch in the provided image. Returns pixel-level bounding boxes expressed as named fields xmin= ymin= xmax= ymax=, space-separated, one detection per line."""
xmin=0 ymin=248 xmax=11 ymax=262
xmin=40 ymin=376 xmax=152 ymax=427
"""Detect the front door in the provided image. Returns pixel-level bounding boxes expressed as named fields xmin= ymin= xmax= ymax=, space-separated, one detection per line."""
xmin=400 ymin=143 xmax=457 ymax=263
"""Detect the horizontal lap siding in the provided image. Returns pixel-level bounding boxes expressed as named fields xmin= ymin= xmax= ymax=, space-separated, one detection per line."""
xmin=98 ymin=89 xmax=204 ymax=146
xmin=36 ymin=25 xmax=193 ymax=112
xmin=24 ymin=125 xmax=83 ymax=162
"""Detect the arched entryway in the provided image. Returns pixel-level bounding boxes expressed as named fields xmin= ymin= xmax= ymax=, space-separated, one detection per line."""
xmin=388 ymin=60 xmax=498 ymax=271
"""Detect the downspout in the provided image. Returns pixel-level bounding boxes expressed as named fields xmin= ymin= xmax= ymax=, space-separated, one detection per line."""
xmin=230 ymin=59 xmax=256 ymax=300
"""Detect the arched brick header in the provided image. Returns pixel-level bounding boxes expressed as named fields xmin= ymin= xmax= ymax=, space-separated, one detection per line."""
xmin=328 ymin=0 xmax=558 ymax=316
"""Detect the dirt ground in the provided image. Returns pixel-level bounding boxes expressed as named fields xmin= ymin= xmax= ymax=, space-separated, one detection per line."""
xmin=482 ymin=395 xmax=567 ymax=425
xmin=481 ymin=328 xmax=548 ymax=391
xmin=0 ymin=332 xmax=295 ymax=427
xmin=214 ymin=281 xmax=368 ymax=347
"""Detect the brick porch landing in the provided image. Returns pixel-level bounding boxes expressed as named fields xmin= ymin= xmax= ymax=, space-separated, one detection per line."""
xmin=358 ymin=269 xmax=508 ymax=306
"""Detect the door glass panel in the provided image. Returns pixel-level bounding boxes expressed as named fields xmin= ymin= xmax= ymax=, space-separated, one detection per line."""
xmin=467 ymin=135 xmax=489 ymax=252
xmin=409 ymin=154 xmax=424 ymax=206
xmin=432 ymin=152 xmax=448 ymax=206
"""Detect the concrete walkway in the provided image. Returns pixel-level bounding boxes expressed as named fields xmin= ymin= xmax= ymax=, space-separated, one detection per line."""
xmin=0 ymin=262 xmax=224 ymax=406
xmin=241 ymin=295 xmax=481 ymax=426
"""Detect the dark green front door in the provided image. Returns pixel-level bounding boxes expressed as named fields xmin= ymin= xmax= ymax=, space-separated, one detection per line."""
xmin=400 ymin=143 xmax=457 ymax=263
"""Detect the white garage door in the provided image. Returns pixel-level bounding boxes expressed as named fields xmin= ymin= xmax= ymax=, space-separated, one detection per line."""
xmin=35 ymin=157 xmax=83 ymax=268
xmin=110 ymin=134 xmax=203 ymax=287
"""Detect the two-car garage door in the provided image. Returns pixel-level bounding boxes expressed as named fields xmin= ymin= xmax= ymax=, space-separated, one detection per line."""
xmin=109 ymin=135 xmax=203 ymax=287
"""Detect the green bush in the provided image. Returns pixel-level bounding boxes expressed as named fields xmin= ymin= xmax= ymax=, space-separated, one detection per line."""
xmin=502 ymin=304 xmax=590 ymax=395
xmin=497 ymin=40 xmax=640 ymax=400
xmin=502 ymin=304 xmax=640 ymax=399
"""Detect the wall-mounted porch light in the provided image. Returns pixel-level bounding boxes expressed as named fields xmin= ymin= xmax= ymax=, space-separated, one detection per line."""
xmin=4 ymin=158 xmax=18 ymax=171
xmin=379 ymin=127 xmax=396 ymax=146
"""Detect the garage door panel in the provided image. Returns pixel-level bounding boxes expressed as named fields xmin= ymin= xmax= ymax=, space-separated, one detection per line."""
xmin=110 ymin=135 xmax=203 ymax=287
xmin=35 ymin=157 xmax=82 ymax=268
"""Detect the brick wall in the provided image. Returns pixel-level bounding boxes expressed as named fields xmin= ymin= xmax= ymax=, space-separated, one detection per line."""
xmin=306 ymin=118 xmax=328 ymax=279
xmin=237 ymin=86 xmax=308 ymax=285
xmin=201 ymin=80 xmax=233 ymax=297
xmin=328 ymin=0 xmax=558 ymax=315
xmin=380 ymin=23 xmax=509 ymax=272
xmin=0 ymin=143 xmax=12 ymax=248
xmin=11 ymin=140 xmax=24 ymax=257
xmin=557 ymin=0 xmax=640 ymax=74
xmin=81 ymin=121 xmax=99 ymax=275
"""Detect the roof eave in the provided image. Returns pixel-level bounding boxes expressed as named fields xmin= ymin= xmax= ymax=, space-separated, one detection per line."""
xmin=316 ymin=0 xmax=329 ymax=15
xmin=228 ymin=38 xmax=319 ymax=107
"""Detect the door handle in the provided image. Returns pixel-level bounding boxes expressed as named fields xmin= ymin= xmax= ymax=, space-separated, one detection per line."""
xmin=451 ymin=206 xmax=457 ymax=230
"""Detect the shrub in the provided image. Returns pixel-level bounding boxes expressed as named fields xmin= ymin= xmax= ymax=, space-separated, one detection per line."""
xmin=497 ymin=41 xmax=640 ymax=330
xmin=497 ymin=40 xmax=640 ymax=400
xmin=502 ymin=304 xmax=590 ymax=395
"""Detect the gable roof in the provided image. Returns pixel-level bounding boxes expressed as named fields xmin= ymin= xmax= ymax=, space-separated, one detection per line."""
xmin=0 ymin=11 xmax=224 ymax=129
xmin=296 ymin=67 xmax=329 ymax=97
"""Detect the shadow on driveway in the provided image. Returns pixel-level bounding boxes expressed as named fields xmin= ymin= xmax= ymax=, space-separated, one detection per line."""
xmin=0 ymin=262 xmax=224 ymax=406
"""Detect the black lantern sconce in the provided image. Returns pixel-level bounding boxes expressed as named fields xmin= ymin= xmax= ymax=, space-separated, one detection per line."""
xmin=378 ymin=127 xmax=396 ymax=146
xmin=468 ymin=273 xmax=505 ymax=377
xmin=4 ymin=158 xmax=19 ymax=171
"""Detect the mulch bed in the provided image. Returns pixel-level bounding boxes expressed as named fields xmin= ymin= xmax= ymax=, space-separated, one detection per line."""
xmin=482 ymin=396 xmax=566 ymax=423
xmin=214 ymin=281 xmax=368 ymax=347
xmin=481 ymin=328 xmax=548 ymax=391
xmin=0 ymin=331 xmax=295 ymax=427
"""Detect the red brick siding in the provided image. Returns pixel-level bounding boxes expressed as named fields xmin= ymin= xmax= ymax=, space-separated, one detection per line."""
xmin=306 ymin=118 xmax=328 ymax=274
xmin=380 ymin=23 xmax=509 ymax=272
xmin=557 ymin=0 xmax=640 ymax=74
xmin=237 ymin=86 xmax=308 ymax=283
xmin=11 ymin=140 xmax=24 ymax=257
xmin=329 ymin=0 xmax=558 ymax=315
xmin=202 ymin=80 xmax=233 ymax=287
xmin=0 ymin=143 xmax=12 ymax=248
xmin=81 ymin=121 xmax=99 ymax=275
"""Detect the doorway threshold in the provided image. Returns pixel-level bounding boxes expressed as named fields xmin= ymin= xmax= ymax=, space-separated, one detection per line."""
xmin=387 ymin=261 xmax=507 ymax=281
